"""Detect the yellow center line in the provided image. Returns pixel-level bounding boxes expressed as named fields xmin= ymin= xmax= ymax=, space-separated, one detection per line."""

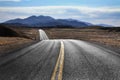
xmin=58 ymin=41 xmax=64 ymax=80
xmin=51 ymin=41 xmax=65 ymax=80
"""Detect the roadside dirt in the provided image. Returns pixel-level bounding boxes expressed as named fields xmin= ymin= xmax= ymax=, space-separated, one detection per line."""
xmin=0 ymin=26 xmax=39 ymax=56
xmin=0 ymin=37 xmax=33 ymax=56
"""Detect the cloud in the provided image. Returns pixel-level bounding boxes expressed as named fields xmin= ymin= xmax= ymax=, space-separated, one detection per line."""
xmin=0 ymin=6 xmax=120 ymax=26
xmin=0 ymin=0 xmax=21 ymax=1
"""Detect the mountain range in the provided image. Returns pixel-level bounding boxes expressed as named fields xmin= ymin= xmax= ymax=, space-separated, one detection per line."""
xmin=97 ymin=24 xmax=113 ymax=27
xmin=3 ymin=15 xmax=112 ymax=28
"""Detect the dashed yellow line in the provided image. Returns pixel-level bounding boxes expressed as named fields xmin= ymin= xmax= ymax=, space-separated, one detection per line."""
xmin=51 ymin=41 xmax=65 ymax=80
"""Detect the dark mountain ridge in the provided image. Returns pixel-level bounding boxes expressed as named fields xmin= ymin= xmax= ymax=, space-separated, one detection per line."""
xmin=4 ymin=15 xmax=93 ymax=28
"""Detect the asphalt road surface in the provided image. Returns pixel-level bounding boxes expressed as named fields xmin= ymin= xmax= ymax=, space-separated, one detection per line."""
xmin=39 ymin=29 xmax=49 ymax=40
xmin=0 ymin=30 xmax=120 ymax=80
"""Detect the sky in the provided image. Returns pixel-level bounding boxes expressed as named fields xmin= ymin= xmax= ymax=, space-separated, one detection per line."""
xmin=0 ymin=0 xmax=120 ymax=26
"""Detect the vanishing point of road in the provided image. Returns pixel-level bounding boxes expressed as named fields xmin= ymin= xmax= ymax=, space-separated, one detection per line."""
xmin=0 ymin=30 xmax=120 ymax=80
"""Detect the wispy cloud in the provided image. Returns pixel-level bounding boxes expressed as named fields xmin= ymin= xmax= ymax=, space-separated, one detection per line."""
xmin=0 ymin=6 xmax=120 ymax=26
xmin=0 ymin=0 xmax=21 ymax=2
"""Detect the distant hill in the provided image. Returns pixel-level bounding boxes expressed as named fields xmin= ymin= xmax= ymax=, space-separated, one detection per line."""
xmin=0 ymin=24 xmax=33 ymax=38
xmin=0 ymin=24 xmax=19 ymax=37
xmin=97 ymin=24 xmax=114 ymax=27
xmin=4 ymin=15 xmax=94 ymax=28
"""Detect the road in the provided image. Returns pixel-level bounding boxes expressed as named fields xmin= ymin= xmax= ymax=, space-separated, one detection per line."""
xmin=39 ymin=29 xmax=49 ymax=40
xmin=0 ymin=30 xmax=120 ymax=80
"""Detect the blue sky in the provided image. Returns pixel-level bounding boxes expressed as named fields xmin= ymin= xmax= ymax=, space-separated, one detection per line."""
xmin=0 ymin=0 xmax=120 ymax=7
xmin=0 ymin=0 xmax=120 ymax=26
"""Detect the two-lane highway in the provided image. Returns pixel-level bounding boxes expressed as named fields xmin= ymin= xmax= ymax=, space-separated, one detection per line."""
xmin=0 ymin=30 xmax=120 ymax=80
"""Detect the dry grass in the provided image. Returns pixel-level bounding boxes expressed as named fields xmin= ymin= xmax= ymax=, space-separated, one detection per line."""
xmin=0 ymin=27 xmax=39 ymax=55
xmin=44 ymin=28 xmax=120 ymax=48
xmin=10 ymin=27 xmax=39 ymax=40
xmin=0 ymin=37 xmax=31 ymax=45
xmin=0 ymin=37 xmax=33 ymax=55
